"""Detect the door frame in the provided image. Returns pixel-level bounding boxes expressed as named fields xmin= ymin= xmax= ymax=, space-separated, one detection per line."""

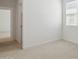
xmin=16 ymin=0 xmax=23 ymax=49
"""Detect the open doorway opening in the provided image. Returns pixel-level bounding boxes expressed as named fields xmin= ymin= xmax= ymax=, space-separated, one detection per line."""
xmin=0 ymin=9 xmax=11 ymax=42
xmin=0 ymin=0 xmax=22 ymax=50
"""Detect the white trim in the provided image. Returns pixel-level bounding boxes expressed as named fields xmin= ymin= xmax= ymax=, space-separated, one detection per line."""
xmin=23 ymin=39 xmax=60 ymax=49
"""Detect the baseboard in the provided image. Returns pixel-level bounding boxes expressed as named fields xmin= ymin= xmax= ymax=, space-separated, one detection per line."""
xmin=14 ymin=40 xmax=22 ymax=49
xmin=63 ymin=39 xmax=78 ymax=45
xmin=23 ymin=39 xmax=61 ymax=49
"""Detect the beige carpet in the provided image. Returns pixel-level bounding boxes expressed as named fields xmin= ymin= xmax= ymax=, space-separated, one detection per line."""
xmin=0 ymin=40 xmax=78 ymax=59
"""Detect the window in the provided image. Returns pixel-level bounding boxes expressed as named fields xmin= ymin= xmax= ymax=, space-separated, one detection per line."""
xmin=66 ymin=0 xmax=78 ymax=26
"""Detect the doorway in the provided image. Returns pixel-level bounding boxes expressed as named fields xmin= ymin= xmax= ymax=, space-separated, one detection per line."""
xmin=0 ymin=0 xmax=23 ymax=50
xmin=0 ymin=8 xmax=14 ymax=42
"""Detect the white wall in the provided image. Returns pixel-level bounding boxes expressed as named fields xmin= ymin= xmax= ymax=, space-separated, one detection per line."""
xmin=63 ymin=26 xmax=78 ymax=43
xmin=63 ymin=0 xmax=78 ymax=44
xmin=23 ymin=0 xmax=62 ymax=48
